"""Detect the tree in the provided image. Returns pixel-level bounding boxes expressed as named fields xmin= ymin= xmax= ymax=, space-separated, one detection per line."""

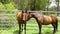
xmin=28 ymin=0 xmax=49 ymax=11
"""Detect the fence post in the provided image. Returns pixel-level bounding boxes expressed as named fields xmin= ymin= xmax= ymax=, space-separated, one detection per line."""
xmin=57 ymin=0 xmax=59 ymax=16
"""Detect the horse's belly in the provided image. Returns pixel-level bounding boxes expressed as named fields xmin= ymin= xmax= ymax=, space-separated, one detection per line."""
xmin=42 ymin=22 xmax=51 ymax=25
xmin=42 ymin=21 xmax=52 ymax=25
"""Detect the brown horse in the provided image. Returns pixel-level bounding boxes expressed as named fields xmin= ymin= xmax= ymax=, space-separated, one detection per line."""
xmin=17 ymin=10 xmax=29 ymax=34
xmin=28 ymin=12 xmax=58 ymax=34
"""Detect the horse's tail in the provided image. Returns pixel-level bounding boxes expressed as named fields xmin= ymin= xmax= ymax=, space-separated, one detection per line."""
xmin=56 ymin=17 xmax=58 ymax=23
xmin=50 ymin=15 xmax=58 ymax=31
xmin=56 ymin=17 xmax=58 ymax=31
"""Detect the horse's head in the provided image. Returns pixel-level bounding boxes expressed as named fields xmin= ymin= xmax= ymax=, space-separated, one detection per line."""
xmin=23 ymin=12 xmax=32 ymax=21
xmin=23 ymin=12 xmax=28 ymax=21
xmin=28 ymin=12 xmax=32 ymax=17
xmin=27 ymin=12 xmax=34 ymax=20
xmin=23 ymin=12 xmax=35 ymax=21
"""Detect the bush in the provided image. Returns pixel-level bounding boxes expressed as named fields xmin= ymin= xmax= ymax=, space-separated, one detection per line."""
xmin=0 ymin=2 xmax=5 ymax=10
xmin=4 ymin=2 xmax=16 ymax=10
xmin=0 ymin=0 xmax=11 ymax=4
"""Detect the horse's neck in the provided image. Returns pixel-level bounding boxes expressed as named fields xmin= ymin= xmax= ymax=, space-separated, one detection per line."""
xmin=33 ymin=13 xmax=43 ymax=18
xmin=32 ymin=13 xmax=42 ymax=21
xmin=32 ymin=13 xmax=37 ymax=18
xmin=32 ymin=13 xmax=40 ymax=23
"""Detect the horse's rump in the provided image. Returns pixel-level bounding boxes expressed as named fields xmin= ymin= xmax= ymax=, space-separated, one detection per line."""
xmin=42 ymin=14 xmax=57 ymax=25
xmin=43 ymin=15 xmax=52 ymax=23
xmin=49 ymin=15 xmax=57 ymax=23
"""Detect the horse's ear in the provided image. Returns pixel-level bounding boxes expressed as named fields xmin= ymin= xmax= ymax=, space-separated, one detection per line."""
xmin=22 ymin=10 xmax=24 ymax=13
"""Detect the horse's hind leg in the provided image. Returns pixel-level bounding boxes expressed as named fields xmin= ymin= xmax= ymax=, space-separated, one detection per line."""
xmin=52 ymin=19 xmax=58 ymax=34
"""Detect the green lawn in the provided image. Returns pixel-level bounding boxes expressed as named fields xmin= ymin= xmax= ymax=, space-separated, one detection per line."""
xmin=0 ymin=23 xmax=60 ymax=34
xmin=0 ymin=18 xmax=60 ymax=34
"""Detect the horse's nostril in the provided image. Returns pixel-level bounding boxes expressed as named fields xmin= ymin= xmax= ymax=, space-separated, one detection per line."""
xmin=23 ymin=17 xmax=27 ymax=21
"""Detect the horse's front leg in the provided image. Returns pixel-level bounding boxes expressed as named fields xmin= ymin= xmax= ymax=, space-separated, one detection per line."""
xmin=39 ymin=25 xmax=42 ymax=34
xmin=19 ymin=24 xmax=21 ymax=34
xmin=18 ymin=21 xmax=22 ymax=34
xmin=38 ymin=23 xmax=42 ymax=34
xmin=52 ymin=22 xmax=58 ymax=34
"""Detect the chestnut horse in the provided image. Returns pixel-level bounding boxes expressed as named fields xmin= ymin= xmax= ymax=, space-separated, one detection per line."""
xmin=28 ymin=12 xmax=58 ymax=34
xmin=17 ymin=10 xmax=29 ymax=34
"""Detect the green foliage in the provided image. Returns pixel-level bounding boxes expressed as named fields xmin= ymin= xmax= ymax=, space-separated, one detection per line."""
xmin=24 ymin=0 xmax=28 ymax=10
xmin=35 ymin=0 xmax=41 ymax=10
xmin=0 ymin=0 xmax=56 ymax=10
xmin=0 ymin=0 xmax=14 ymax=4
xmin=4 ymin=2 xmax=16 ymax=10
xmin=0 ymin=0 xmax=11 ymax=4
xmin=39 ymin=0 xmax=49 ymax=10
xmin=0 ymin=0 xmax=17 ymax=10
xmin=0 ymin=2 xmax=5 ymax=10
xmin=29 ymin=0 xmax=49 ymax=10
xmin=17 ymin=0 xmax=28 ymax=10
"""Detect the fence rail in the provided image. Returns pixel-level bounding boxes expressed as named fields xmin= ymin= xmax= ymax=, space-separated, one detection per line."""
xmin=0 ymin=10 xmax=60 ymax=13
xmin=0 ymin=10 xmax=60 ymax=30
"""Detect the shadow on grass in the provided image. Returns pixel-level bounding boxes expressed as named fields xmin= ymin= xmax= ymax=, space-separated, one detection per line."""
xmin=43 ymin=32 xmax=52 ymax=34
xmin=13 ymin=30 xmax=53 ymax=34
xmin=32 ymin=32 xmax=38 ymax=34
xmin=13 ymin=31 xmax=53 ymax=34
xmin=26 ymin=29 xmax=38 ymax=31
xmin=13 ymin=30 xmax=19 ymax=34
xmin=32 ymin=32 xmax=52 ymax=34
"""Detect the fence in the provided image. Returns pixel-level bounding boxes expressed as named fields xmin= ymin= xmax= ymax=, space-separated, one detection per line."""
xmin=0 ymin=10 xmax=18 ymax=29
xmin=0 ymin=10 xmax=60 ymax=29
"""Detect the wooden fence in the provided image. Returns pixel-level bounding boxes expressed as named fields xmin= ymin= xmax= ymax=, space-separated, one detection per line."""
xmin=0 ymin=10 xmax=60 ymax=29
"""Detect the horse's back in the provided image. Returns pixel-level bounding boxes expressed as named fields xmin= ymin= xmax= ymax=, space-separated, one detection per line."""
xmin=35 ymin=13 xmax=52 ymax=24
xmin=42 ymin=14 xmax=57 ymax=25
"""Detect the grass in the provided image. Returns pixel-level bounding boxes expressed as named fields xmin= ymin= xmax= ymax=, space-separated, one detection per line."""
xmin=0 ymin=23 xmax=60 ymax=34
xmin=0 ymin=18 xmax=60 ymax=34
